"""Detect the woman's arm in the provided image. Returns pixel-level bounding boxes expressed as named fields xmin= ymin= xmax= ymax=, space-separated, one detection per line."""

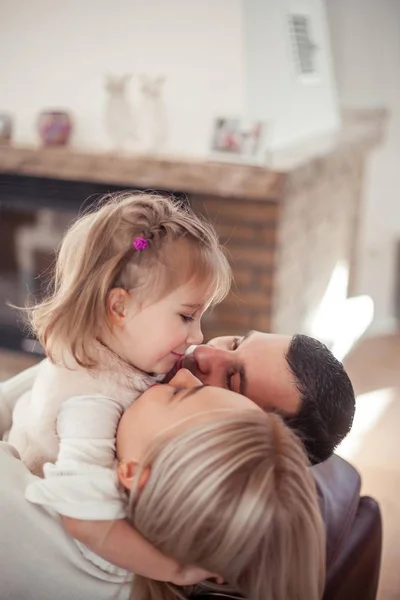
xmin=62 ymin=516 xmax=214 ymax=585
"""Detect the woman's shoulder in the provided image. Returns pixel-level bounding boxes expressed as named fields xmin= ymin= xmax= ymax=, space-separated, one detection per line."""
xmin=0 ymin=440 xmax=37 ymax=502
xmin=0 ymin=440 xmax=21 ymax=460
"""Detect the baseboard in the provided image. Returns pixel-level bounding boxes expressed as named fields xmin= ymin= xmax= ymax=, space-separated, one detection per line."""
xmin=364 ymin=316 xmax=399 ymax=337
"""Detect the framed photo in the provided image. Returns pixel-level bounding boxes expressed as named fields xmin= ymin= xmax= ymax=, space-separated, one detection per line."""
xmin=211 ymin=117 xmax=265 ymax=163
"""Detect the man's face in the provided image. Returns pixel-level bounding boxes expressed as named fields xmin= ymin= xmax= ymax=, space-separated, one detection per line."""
xmin=182 ymin=331 xmax=301 ymax=415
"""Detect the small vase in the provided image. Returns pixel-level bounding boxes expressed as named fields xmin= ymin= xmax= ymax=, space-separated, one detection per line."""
xmin=104 ymin=74 xmax=137 ymax=150
xmin=0 ymin=113 xmax=12 ymax=145
xmin=37 ymin=110 xmax=72 ymax=146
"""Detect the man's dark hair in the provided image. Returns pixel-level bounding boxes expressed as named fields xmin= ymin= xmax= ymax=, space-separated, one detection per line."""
xmin=282 ymin=334 xmax=355 ymax=465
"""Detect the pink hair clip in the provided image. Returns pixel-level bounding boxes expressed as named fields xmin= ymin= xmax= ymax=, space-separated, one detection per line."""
xmin=133 ymin=236 xmax=149 ymax=251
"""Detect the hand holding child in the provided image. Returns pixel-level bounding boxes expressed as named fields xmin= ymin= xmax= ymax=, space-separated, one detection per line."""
xmin=168 ymin=562 xmax=224 ymax=586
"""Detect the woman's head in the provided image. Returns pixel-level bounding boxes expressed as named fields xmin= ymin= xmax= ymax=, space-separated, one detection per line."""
xmin=117 ymin=370 xmax=326 ymax=600
xmin=28 ymin=193 xmax=231 ymax=369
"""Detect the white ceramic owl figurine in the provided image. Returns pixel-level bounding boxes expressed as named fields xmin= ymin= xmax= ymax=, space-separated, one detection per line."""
xmin=138 ymin=75 xmax=168 ymax=153
xmin=104 ymin=74 xmax=137 ymax=150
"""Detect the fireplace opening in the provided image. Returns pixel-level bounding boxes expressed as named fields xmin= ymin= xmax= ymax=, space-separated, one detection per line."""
xmin=0 ymin=173 xmax=186 ymax=353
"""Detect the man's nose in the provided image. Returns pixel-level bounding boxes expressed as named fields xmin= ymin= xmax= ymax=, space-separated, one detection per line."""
xmin=193 ymin=344 xmax=228 ymax=375
xmin=169 ymin=368 xmax=203 ymax=389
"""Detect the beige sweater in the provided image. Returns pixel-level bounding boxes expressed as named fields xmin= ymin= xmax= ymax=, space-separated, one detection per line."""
xmin=7 ymin=345 xmax=162 ymax=575
xmin=8 ymin=342 xmax=160 ymax=475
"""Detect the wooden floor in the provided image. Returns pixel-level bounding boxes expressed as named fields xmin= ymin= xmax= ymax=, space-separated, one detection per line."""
xmin=1 ymin=336 xmax=399 ymax=599
xmin=342 ymin=335 xmax=400 ymax=600
xmin=0 ymin=348 xmax=40 ymax=380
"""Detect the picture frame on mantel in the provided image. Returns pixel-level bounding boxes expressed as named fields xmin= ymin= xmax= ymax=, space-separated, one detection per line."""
xmin=210 ymin=117 xmax=270 ymax=166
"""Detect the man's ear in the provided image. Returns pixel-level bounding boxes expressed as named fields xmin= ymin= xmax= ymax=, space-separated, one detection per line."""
xmin=117 ymin=460 xmax=150 ymax=491
xmin=107 ymin=288 xmax=131 ymax=325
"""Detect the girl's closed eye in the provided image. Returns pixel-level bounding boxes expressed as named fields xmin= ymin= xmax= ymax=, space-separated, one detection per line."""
xmin=180 ymin=314 xmax=195 ymax=323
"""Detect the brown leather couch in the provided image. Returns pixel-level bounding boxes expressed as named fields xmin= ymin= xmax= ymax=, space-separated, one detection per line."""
xmin=315 ymin=455 xmax=382 ymax=600
xmin=192 ymin=455 xmax=382 ymax=600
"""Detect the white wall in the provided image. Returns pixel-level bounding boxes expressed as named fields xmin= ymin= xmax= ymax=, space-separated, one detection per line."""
xmin=327 ymin=0 xmax=400 ymax=332
xmin=0 ymin=0 xmax=244 ymax=156
xmin=0 ymin=0 xmax=340 ymax=158
xmin=243 ymin=0 xmax=340 ymax=150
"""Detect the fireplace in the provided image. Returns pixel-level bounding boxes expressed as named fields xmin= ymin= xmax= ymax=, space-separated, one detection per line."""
xmin=0 ymin=125 xmax=383 ymax=355
xmin=0 ymin=172 xmax=187 ymax=353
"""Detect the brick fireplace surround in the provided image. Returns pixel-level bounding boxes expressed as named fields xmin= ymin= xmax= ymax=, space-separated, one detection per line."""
xmin=0 ymin=110 xmax=386 ymax=350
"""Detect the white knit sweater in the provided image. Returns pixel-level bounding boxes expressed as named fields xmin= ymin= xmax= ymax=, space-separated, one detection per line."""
xmin=6 ymin=344 xmax=163 ymax=575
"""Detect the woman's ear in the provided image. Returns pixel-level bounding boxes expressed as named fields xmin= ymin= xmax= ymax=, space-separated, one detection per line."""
xmin=117 ymin=461 xmax=150 ymax=491
xmin=107 ymin=288 xmax=131 ymax=325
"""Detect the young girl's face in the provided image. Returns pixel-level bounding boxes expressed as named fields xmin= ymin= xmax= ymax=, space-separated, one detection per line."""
xmin=107 ymin=280 xmax=210 ymax=374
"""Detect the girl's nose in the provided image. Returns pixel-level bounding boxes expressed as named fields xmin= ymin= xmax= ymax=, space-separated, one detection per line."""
xmin=187 ymin=321 xmax=204 ymax=346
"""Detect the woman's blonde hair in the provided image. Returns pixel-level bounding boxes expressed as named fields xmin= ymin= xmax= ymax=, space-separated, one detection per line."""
xmin=27 ymin=192 xmax=231 ymax=366
xmin=128 ymin=410 xmax=326 ymax=600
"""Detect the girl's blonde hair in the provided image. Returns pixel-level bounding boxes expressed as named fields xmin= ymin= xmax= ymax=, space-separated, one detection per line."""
xmin=129 ymin=411 xmax=326 ymax=600
xmin=27 ymin=192 xmax=231 ymax=366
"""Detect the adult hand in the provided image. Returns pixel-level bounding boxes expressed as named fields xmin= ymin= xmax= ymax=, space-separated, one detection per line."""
xmin=169 ymin=564 xmax=223 ymax=586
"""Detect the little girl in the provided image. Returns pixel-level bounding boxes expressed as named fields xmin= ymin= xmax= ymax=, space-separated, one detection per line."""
xmin=8 ymin=192 xmax=231 ymax=584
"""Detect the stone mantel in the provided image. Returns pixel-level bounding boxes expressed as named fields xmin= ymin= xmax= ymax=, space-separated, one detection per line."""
xmin=0 ymin=145 xmax=284 ymax=202
xmin=0 ymin=108 xmax=386 ymax=204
